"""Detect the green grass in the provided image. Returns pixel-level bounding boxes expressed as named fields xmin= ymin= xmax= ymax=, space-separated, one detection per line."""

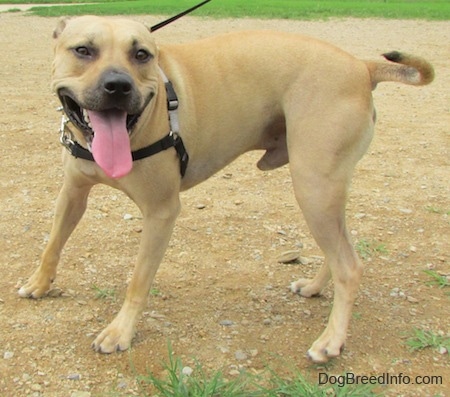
xmin=134 ymin=344 xmax=383 ymax=396
xmin=423 ymin=269 xmax=450 ymax=289
xmin=355 ymin=238 xmax=388 ymax=260
xmin=92 ymin=284 xmax=117 ymax=301
xmin=405 ymin=328 xmax=450 ymax=353
xmin=425 ymin=205 xmax=450 ymax=215
xmin=1 ymin=0 xmax=449 ymax=20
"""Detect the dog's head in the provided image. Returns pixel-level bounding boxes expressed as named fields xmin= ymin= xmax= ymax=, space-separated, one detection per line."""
xmin=52 ymin=16 xmax=160 ymax=178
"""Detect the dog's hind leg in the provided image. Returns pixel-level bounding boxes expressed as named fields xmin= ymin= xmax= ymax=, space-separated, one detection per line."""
xmin=286 ymin=105 xmax=373 ymax=363
xmin=291 ymin=262 xmax=331 ymax=297
xmin=18 ymin=175 xmax=92 ymax=298
xmin=290 ymin=159 xmax=363 ymax=363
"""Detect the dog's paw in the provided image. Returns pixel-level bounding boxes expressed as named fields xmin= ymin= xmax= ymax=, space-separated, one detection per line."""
xmin=18 ymin=272 xmax=53 ymax=299
xmin=92 ymin=321 xmax=134 ymax=354
xmin=306 ymin=332 xmax=345 ymax=363
xmin=290 ymin=278 xmax=322 ymax=298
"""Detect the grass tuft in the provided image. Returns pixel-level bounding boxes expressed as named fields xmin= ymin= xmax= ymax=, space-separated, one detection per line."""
xmin=92 ymin=284 xmax=117 ymax=301
xmin=136 ymin=343 xmax=258 ymax=397
xmin=423 ymin=269 xmax=450 ymax=289
xmin=355 ymin=238 xmax=388 ymax=260
xmin=405 ymin=328 xmax=450 ymax=353
xmin=133 ymin=343 xmax=383 ymax=396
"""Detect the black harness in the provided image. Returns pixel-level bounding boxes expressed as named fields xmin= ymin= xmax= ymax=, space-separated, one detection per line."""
xmin=60 ymin=78 xmax=189 ymax=177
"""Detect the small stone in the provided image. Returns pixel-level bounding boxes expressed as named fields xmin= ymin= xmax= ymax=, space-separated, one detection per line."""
xmin=47 ymin=288 xmax=63 ymax=297
xmin=234 ymin=350 xmax=247 ymax=361
xmin=3 ymin=351 xmax=14 ymax=359
xmin=409 ymin=246 xmax=417 ymax=253
xmin=22 ymin=373 xmax=31 ymax=382
xmin=123 ymin=213 xmax=133 ymax=220
xmin=277 ymin=250 xmax=301 ymax=264
xmin=117 ymin=381 xmax=127 ymax=389
xmin=263 ymin=318 xmax=272 ymax=325
xmin=31 ymin=384 xmax=42 ymax=392
xmin=229 ymin=369 xmax=240 ymax=376
xmin=438 ymin=346 xmax=448 ymax=355
xmin=182 ymin=366 xmax=193 ymax=376
xmin=299 ymin=256 xmax=312 ymax=265
xmin=249 ymin=349 xmax=259 ymax=357
xmin=67 ymin=373 xmax=81 ymax=380
xmin=399 ymin=208 xmax=413 ymax=214
xmin=390 ymin=287 xmax=405 ymax=298
xmin=195 ymin=203 xmax=206 ymax=209
xmin=406 ymin=296 xmax=419 ymax=303
xmin=220 ymin=320 xmax=234 ymax=326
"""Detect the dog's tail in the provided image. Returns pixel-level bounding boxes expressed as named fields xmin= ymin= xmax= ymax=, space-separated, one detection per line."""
xmin=366 ymin=52 xmax=434 ymax=89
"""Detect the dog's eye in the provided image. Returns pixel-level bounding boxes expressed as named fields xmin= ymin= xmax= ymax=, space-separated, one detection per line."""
xmin=73 ymin=46 xmax=93 ymax=58
xmin=135 ymin=49 xmax=152 ymax=63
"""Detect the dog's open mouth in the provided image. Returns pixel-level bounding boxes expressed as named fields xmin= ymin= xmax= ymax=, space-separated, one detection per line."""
xmin=59 ymin=95 xmax=140 ymax=145
xmin=59 ymin=93 xmax=141 ymax=179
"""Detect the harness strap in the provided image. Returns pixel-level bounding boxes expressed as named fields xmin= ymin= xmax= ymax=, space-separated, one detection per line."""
xmin=60 ymin=69 xmax=189 ymax=177
xmin=64 ymin=132 xmax=188 ymax=177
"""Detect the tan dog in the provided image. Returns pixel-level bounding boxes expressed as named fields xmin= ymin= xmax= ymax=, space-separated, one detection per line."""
xmin=19 ymin=16 xmax=434 ymax=363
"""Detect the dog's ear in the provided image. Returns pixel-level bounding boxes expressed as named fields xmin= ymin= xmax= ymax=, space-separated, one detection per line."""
xmin=53 ymin=17 xmax=70 ymax=39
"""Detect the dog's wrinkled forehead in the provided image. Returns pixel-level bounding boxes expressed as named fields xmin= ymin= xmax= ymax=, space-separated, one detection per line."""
xmin=53 ymin=16 xmax=157 ymax=53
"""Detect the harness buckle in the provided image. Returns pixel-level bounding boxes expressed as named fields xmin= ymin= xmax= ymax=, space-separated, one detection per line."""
xmin=171 ymin=131 xmax=189 ymax=177
xmin=59 ymin=114 xmax=75 ymax=149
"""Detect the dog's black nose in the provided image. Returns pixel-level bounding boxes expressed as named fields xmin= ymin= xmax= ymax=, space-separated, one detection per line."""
xmin=102 ymin=72 xmax=133 ymax=97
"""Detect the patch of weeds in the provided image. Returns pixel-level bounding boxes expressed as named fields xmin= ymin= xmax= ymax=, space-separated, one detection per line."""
xmin=425 ymin=205 xmax=442 ymax=214
xmin=405 ymin=328 xmax=450 ymax=353
xmin=353 ymin=312 xmax=362 ymax=320
xmin=423 ymin=270 xmax=450 ymax=289
xmin=425 ymin=205 xmax=450 ymax=215
xmin=136 ymin=343 xmax=257 ymax=397
xmin=356 ymin=238 xmax=388 ymax=260
xmin=134 ymin=343 xmax=384 ymax=397
xmin=92 ymin=284 xmax=116 ymax=301
xmin=150 ymin=287 xmax=161 ymax=296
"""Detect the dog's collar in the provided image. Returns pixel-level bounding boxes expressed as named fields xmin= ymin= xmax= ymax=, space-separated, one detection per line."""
xmin=58 ymin=69 xmax=188 ymax=177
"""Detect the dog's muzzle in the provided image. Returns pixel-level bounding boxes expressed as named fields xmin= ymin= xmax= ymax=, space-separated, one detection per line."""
xmin=57 ymin=71 xmax=147 ymax=146
xmin=57 ymin=70 xmax=155 ymax=179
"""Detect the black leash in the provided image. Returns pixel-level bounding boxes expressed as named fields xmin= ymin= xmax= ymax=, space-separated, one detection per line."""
xmin=150 ymin=0 xmax=212 ymax=32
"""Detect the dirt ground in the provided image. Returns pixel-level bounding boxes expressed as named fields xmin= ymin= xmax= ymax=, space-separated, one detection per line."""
xmin=0 ymin=11 xmax=448 ymax=397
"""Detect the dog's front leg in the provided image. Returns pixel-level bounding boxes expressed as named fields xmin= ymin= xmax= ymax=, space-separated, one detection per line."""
xmin=92 ymin=205 xmax=179 ymax=353
xmin=19 ymin=178 xmax=92 ymax=298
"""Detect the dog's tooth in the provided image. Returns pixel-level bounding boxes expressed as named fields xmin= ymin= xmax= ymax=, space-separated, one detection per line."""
xmin=83 ymin=109 xmax=90 ymax=123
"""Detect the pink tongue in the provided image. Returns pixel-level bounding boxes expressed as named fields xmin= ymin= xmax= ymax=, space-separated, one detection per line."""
xmin=88 ymin=109 xmax=132 ymax=179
